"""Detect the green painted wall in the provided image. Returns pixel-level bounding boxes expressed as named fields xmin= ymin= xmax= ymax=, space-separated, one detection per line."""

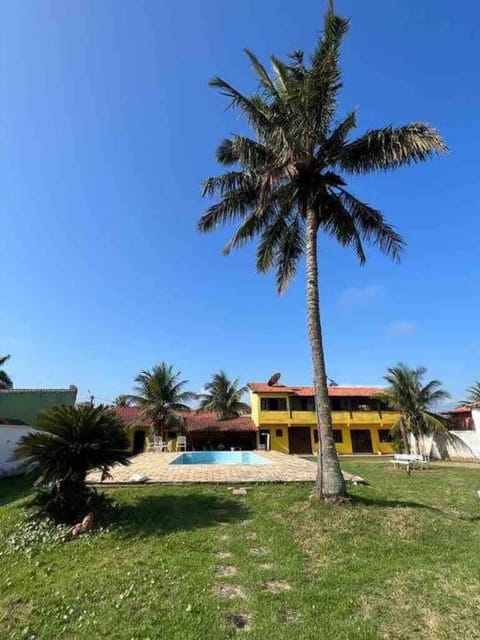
xmin=0 ymin=387 xmax=78 ymax=425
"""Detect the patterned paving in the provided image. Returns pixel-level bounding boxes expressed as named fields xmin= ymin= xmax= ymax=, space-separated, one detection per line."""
xmin=87 ymin=450 xmax=317 ymax=484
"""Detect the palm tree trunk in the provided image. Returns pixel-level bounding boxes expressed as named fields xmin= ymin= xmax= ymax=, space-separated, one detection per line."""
xmin=399 ymin=419 xmax=410 ymax=453
xmin=306 ymin=208 xmax=346 ymax=501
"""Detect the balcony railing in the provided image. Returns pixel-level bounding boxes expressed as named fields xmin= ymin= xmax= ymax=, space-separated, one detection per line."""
xmin=258 ymin=408 xmax=399 ymax=425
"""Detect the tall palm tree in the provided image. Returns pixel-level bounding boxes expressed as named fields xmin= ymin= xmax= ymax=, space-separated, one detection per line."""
xmin=198 ymin=7 xmax=447 ymax=500
xmin=463 ymin=382 xmax=480 ymax=406
xmin=129 ymin=363 xmax=195 ymax=436
xmin=378 ymin=363 xmax=450 ymax=453
xmin=0 ymin=355 xmax=13 ymax=390
xmin=197 ymin=370 xmax=250 ymax=420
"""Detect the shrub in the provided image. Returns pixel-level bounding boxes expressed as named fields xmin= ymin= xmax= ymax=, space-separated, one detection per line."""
xmin=14 ymin=404 xmax=130 ymax=524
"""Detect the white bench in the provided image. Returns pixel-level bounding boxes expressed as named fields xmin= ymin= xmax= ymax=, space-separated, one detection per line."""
xmin=391 ymin=453 xmax=429 ymax=472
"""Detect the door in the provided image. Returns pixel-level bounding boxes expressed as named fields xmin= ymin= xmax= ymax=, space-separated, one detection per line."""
xmin=350 ymin=429 xmax=373 ymax=453
xmin=288 ymin=427 xmax=312 ymax=454
xmin=133 ymin=430 xmax=146 ymax=455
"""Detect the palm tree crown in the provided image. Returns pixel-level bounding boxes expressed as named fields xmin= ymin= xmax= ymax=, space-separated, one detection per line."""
xmin=0 ymin=354 xmax=13 ymax=390
xmin=198 ymin=7 xmax=446 ymax=500
xmin=198 ymin=11 xmax=446 ymax=292
xmin=113 ymin=394 xmax=133 ymax=407
xmin=464 ymin=382 xmax=480 ymax=406
xmin=197 ymin=371 xmax=250 ymax=420
xmin=378 ymin=363 xmax=450 ymax=451
xmin=129 ymin=363 xmax=196 ymax=435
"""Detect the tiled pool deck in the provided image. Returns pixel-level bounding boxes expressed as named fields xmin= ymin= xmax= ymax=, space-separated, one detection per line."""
xmin=88 ymin=451 xmax=317 ymax=484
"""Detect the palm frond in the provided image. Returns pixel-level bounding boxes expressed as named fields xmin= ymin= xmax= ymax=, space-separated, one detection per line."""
xmin=198 ymin=186 xmax=259 ymax=232
xmin=336 ymin=189 xmax=405 ymax=262
xmin=275 ymin=215 xmax=305 ymax=293
xmin=340 ymin=123 xmax=448 ymax=174
xmin=209 ymin=76 xmax=272 ymax=130
xmin=244 ymin=49 xmax=279 ymax=99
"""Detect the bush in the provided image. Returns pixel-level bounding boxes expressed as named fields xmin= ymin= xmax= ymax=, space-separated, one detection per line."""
xmin=14 ymin=404 xmax=130 ymax=524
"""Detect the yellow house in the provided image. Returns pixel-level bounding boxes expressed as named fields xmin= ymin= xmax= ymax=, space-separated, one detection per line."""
xmin=248 ymin=382 xmax=400 ymax=455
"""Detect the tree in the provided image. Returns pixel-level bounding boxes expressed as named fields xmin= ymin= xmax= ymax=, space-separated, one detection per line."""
xmin=378 ymin=363 xmax=450 ymax=453
xmin=113 ymin=394 xmax=134 ymax=407
xmin=129 ymin=363 xmax=195 ymax=435
xmin=198 ymin=6 xmax=447 ymax=500
xmin=14 ymin=404 xmax=130 ymax=523
xmin=463 ymin=382 xmax=480 ymax=405
xmin=0 ymin=354 xmax=13 ymax=390
xmin=197 ymin=370 xmax=250 ymax=420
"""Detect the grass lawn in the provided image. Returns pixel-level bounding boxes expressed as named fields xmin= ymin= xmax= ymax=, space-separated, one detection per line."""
xmin=1 ymin=460 xmax=480 ymax=639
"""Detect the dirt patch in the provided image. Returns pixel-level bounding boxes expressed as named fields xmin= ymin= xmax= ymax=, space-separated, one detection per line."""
xmin=250 ymin=547 xmax=268 ymax=556
xmin=258 ymin=563 xmax=274 ymax=570
xmin=215 ymin=565 xmax=238 ymax=577
xmin=214 ymin=584 xmax=246 ymax=599
xmin=265 ymin=580 xmax=291 ymax=593
xmin=278 ymin=608 xmax=301 ymax=623
xmin=240 ymin=519 xmax=253 ymax=526
xmin=226 ymin=612 xmax=251 ymax=630
xmin=244 ymin=532 xmax=256 ymax=540
xmin=215 ymin=551 xmax=232 ymax=560
xmin=218 ymin=534 xmax=229 ymax=542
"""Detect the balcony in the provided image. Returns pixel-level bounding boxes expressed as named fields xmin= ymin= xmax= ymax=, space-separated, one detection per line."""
xmin=257 ymin=408 xmax=399 ymax=426
xmin=257 ymin=410 xmax=291 ymax=424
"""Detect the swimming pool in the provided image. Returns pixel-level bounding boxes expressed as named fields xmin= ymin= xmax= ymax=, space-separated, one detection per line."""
xmin=170 ymin=451 xmax=271 ymax=465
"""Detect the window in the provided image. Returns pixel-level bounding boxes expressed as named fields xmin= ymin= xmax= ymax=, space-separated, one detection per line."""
xmin=313 ymin=430 xmax=319 ymax=443
xmin=260 ymin=397 xmax=287 ymax=411
xmin=275 ymin=428 xmax=283 ymax=438
xmin=333 ymin=429 xmax=343 ymax=443
xmin=378 ymin=429 xmax=393 ymax=443
xmin=330 ymin=397 xmax=351 ymax=411
xmin=290 ymin=396 xmax=315 ymax=411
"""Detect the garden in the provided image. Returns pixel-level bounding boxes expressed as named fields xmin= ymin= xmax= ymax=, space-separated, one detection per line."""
xmin=1 ymin=460 xmax=480 ymax=639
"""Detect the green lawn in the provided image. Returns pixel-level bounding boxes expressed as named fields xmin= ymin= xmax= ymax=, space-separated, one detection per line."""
xmin=1 ymin=460 xmax=480 ymax=639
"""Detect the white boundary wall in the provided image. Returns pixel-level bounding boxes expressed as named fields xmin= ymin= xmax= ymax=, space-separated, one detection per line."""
xmin=412 ymin=409 xmax=480 ymax=460
xmin=0 ymin=425 xmax=31 ymax=478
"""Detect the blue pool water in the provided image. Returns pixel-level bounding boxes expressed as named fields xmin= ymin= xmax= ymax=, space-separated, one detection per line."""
xmin=170 ymin=451 xmax=271 ymax=465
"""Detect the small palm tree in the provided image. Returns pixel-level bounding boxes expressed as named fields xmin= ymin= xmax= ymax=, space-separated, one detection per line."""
xmin=463 ymin=382 xmax=480 ymax=406
xmin=198 ymin=6 xmax=446 ymax=500
xmin=0 ymin=354 xmax=13 ymax=390
xmin=113 ymin=394 xmax=134 ymax=407
xmin=129 ymin=363 xmax=195 ymax=436
xmin=197 ymin=371 xmax=250 ymax=420
xmin=378 ymin=364 xmax=450 ymax=453
xmin=14 ymin=404 xmax=130 ymax=523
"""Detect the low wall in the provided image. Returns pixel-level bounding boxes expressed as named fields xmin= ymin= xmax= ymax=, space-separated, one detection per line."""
xmin=412 ymin=431 xmax=480 ymax=460
xmin=0 ymin=425 xmax=31 ymax=478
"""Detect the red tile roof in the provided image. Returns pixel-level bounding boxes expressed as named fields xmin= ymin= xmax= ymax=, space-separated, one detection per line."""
xmin=112 ymin=407 xmax=255 ymax=433
xmin=113 ymin=406 xmax=151 ymax=425
xmin=446 ymin=404 xmax=479 ymax=414
xmin=184 ymin=412 xmax=256 ymax=433
xmin=247 ymin=383 xmax=383 ymax=397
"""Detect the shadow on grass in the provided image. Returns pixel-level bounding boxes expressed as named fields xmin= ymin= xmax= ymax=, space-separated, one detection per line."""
xmin=115 ymin=492 xmax=249 ymax=539
xmin=0 ymin=475 xmax=33 ymax=507
xmin=349 ymin=494 xmax=480 ymax=522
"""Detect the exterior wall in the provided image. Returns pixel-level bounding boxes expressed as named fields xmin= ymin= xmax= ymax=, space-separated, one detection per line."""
xmin=0 ymin=388 xmax=77 ymax=425
xmin=413 ymin=431 xmax=480 ymax=460
xmin=251 ymin=391 xmax=399 ymax=455
xmin=472 ymin=409 xmax=480 ymax=430
xmin=0 ymin=425 xmax=31 ymax=477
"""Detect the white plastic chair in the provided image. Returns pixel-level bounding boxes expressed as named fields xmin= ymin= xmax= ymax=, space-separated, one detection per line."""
xmin=152 ymin=436 xmax=163 ymax=452
xmin=176 ymin=435 xmax=187 ymax=451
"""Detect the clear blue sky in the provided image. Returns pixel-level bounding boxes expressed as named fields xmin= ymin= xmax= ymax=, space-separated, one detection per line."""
xmin=1 ymin=0 xmax=478 ymax=405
